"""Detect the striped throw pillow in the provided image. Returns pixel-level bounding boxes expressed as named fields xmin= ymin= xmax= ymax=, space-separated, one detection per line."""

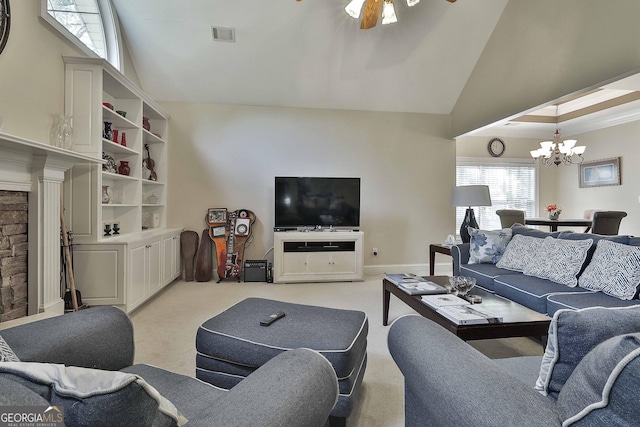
xmin=579 ymin=240 xmax=640 ymax=300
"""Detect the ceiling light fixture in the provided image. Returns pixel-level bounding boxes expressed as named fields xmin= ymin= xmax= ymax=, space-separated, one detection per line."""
xmin=338 ymin=0 xmax=456 ymax=30
xmin=381 ymin=0 xmax=398 ymax=25
xmin=345 ymin=0 xmax=367 ymax=18
xmin=530 ymin=106 xmax=586 ymax=167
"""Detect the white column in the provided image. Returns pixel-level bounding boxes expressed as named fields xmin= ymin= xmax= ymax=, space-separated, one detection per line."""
xmin=29 ymin=156 xmax=67 ymax=315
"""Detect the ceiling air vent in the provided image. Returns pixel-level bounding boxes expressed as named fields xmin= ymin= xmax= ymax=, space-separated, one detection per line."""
xmin=211 ymin=26 xmax=236 ymax=43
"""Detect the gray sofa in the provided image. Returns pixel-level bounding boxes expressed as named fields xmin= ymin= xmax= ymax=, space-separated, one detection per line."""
xmin=452 ymin=224 xmax=640 ymax=316
xmin=388 ymin=310 xmax=640 ymax=426
xmin=0 ymin=306 xmax=339 ymax=427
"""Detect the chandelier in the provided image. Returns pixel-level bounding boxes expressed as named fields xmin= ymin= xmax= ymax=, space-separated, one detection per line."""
xmin=530 ymin=107 xmax=586 ymax=167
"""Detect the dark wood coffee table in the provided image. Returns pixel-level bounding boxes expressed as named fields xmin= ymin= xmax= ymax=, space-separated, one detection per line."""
xmin=383 ymin=276 xmax=551 ymax=341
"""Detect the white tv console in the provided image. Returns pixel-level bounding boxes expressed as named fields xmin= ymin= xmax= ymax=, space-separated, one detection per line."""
xmin=273 ymin=231 xmax=364 ymax=283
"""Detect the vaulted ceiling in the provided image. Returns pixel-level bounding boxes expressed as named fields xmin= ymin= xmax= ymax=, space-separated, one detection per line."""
xmin=111 ymin=0 xmax=508 ymax=115
xmin=111 ymin=0 xmax=640 ymax=138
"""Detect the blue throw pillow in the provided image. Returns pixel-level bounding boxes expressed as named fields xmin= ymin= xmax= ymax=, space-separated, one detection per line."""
xmin=0 ymin=363 xmax=186 ymax=427
xmin=557 ymin=333 xmax=640 ymax=426
xmin=467 ymin=227 xmax=512 ymax=264
xmin=535 ymin=306 xmax=640 ymax=399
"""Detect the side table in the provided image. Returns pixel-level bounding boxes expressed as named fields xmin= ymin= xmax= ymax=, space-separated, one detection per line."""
xmin=429 ymin=244 xmax=452 ymax=275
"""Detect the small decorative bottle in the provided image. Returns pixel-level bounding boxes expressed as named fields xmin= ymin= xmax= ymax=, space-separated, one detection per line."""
xmin=102 ymin=185 xmax=110 ymax=204
xmin=142 ymin=117 xmax=151 ymax=131
xmin=121 ymin=132 xmax=127 ymax=147
xmin=118 ymin=161 xmax=130 ymax=176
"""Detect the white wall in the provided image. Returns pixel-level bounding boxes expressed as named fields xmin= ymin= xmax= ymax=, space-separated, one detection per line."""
xmin=162 ymin=102 xmax=454 ymax=271
xmin=555 ymin=121 xmax=640 ymax=236
xmin=0 ymin=1 xmax=140 ymax=143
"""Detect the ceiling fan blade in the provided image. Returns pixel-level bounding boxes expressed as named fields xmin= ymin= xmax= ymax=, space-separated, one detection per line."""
xmin=361 ymin=0 xmax=383 ymax=30
xmin=446 ymin=0 xmax=457 ymax=2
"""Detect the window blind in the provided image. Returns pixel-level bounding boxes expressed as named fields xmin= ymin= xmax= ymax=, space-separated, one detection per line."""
xmin=456 ymin=160 xmax=537 ymax=233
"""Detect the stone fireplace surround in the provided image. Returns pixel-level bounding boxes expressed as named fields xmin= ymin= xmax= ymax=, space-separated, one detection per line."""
xmin=0 ymin=132 xmax=99 ymax=321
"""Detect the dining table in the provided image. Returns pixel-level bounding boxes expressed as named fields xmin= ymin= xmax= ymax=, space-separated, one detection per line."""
xmin=524 ymin=217 xmax=592 ymax=232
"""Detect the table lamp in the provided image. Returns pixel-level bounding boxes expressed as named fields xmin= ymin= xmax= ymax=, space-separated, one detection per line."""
xmin=451 ymin=185 xmax=492 ymax=243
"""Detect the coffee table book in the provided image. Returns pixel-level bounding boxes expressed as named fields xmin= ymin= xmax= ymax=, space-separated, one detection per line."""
xmin=421 ymin=294 xmax=469 ymax=309
xmin=384 ymin=274 xmax=448 ymax=295
xmin=438 ymin=305 xmax=503 ymax=325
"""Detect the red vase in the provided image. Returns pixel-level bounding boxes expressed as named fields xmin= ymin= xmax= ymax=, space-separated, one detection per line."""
xmin=142 ymin=117 xmax=150 ymax=131
xmin=121 ymin=132 xmax=127 ymax=147
xmin=118 ymin=161 xmax=130 ymax=176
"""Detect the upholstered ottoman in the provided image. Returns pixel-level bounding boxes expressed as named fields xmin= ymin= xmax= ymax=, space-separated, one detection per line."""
xmin=196 ymin=297 xmax=368 ymax=427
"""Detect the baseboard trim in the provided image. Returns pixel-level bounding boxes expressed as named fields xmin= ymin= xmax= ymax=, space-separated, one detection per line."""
xmin=364 ymin=262 xmax=452 ymax=277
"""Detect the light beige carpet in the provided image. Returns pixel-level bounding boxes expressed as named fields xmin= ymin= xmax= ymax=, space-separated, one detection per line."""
xmin=130 ymin=275 xmax=544 ymax=427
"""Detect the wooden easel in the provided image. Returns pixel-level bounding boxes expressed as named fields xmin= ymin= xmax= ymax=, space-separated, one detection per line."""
xmin=60 ymin=191 xmax=78 ymax=311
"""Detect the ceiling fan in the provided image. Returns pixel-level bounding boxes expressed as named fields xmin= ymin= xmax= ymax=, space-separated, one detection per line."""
xmin=296 ymin=0 xmax=457 ymax=30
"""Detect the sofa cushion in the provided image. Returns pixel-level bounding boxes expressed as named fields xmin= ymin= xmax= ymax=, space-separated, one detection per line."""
xmin=0 ymin=362 xmax=186 ymax=427
xmin=535 ymin=306 xmax=640 ymax=399
xmin=578 ymin=240 xmax=640 ymax=300
xmin=493 ymin=274 xmax=591 ymax=314
xmin=459 ymin=263 xmax=512 ymax=292
xmin=557 ymin=333 xmax=640 ymax=426
xmin=468 ymin=227 xmax=512 ymax=264
xmin=496 ymin=235 xmax=544 ymax=272
xmin=0 ymin=335 xmax=20 ymax=362
xmin=546 ymin=291 xmax=640 ymax=317
xmin=523 ymin=237 xmax=593 ymax=287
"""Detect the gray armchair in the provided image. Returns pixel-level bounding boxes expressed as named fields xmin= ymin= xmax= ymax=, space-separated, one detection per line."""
xmin=388 ymin=312 xmax=640 ymax=427
xmin=0 ymin=306 xmax=338 ymax=427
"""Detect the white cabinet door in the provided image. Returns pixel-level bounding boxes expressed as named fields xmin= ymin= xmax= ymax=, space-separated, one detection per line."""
xmin=329 ymin=252 xmax=357 ymax=274
xmin=306 ymin=253 xmax=333 ymax=274
xmin=162 ymin=233 xmax=181 ymax=284
xmin=129 ymin=244 xmax=147 ymax=309
xmin=147 ymin=239 xmax=162 ymax=295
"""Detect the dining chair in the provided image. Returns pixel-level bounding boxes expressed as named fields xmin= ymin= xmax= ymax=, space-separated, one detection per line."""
xmin=590 ymin=211 xmax=627 ymax=235
xmin=496 ymin=209 xmax=526 ymax=228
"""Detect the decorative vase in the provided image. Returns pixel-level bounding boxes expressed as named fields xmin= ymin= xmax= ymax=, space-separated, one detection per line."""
xmin=103 ymin=121 xmax=113 ymax=140
xmin=118 ymin=160 xmax=130 ymax=176
xmin=121 ymin=132 xmax=127 ymax=147
xmin=102 ymin=186 xmax=110 ymax=204
xmin=50 ymin=114 xmax=74 ymax=149
xmin=142 ymin=117 xmax=151 ymax=131
xmin=112 ymin=129 xmax=119 ymax=143
xmin=548 ymin=211 xmax=560 ymax=220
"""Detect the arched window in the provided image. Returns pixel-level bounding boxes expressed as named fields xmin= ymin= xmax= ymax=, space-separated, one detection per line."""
xmin=41 ymin=0 xmax=121 ymax=70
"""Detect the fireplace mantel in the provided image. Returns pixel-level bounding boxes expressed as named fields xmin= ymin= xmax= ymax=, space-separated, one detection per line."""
xmin=0 ymin=131 xmax=100 ymax=317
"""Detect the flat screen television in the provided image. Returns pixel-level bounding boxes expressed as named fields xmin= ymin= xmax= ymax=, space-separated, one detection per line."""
xmin=274 ymin=177 xmax=361 ymax=230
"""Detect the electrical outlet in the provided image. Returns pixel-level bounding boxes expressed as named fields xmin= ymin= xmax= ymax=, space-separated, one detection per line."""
xmin=372 ymin=247 xmax=378 ymax=256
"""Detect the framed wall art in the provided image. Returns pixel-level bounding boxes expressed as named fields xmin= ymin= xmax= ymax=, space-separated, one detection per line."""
xmin=579 ymin=157 xmax=621 ymax=188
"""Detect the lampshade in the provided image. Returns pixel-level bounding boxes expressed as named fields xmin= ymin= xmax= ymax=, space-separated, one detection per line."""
xmin=451 ymin=185 xmax=492 ymax=208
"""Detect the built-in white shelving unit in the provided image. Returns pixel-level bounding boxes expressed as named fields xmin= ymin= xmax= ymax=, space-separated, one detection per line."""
xmin=63 ymin=57 xmax=181 ymax=312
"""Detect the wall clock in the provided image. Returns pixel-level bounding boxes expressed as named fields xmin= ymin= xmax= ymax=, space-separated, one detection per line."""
xmin=487 ymin=137 xmax=506 ymax=157
xmin=0 ymin=0 xmax=9 ymax=55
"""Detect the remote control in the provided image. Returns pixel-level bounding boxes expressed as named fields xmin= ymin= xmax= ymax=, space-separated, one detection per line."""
xmin=260 ymin=311 xmax=285 ymax=326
